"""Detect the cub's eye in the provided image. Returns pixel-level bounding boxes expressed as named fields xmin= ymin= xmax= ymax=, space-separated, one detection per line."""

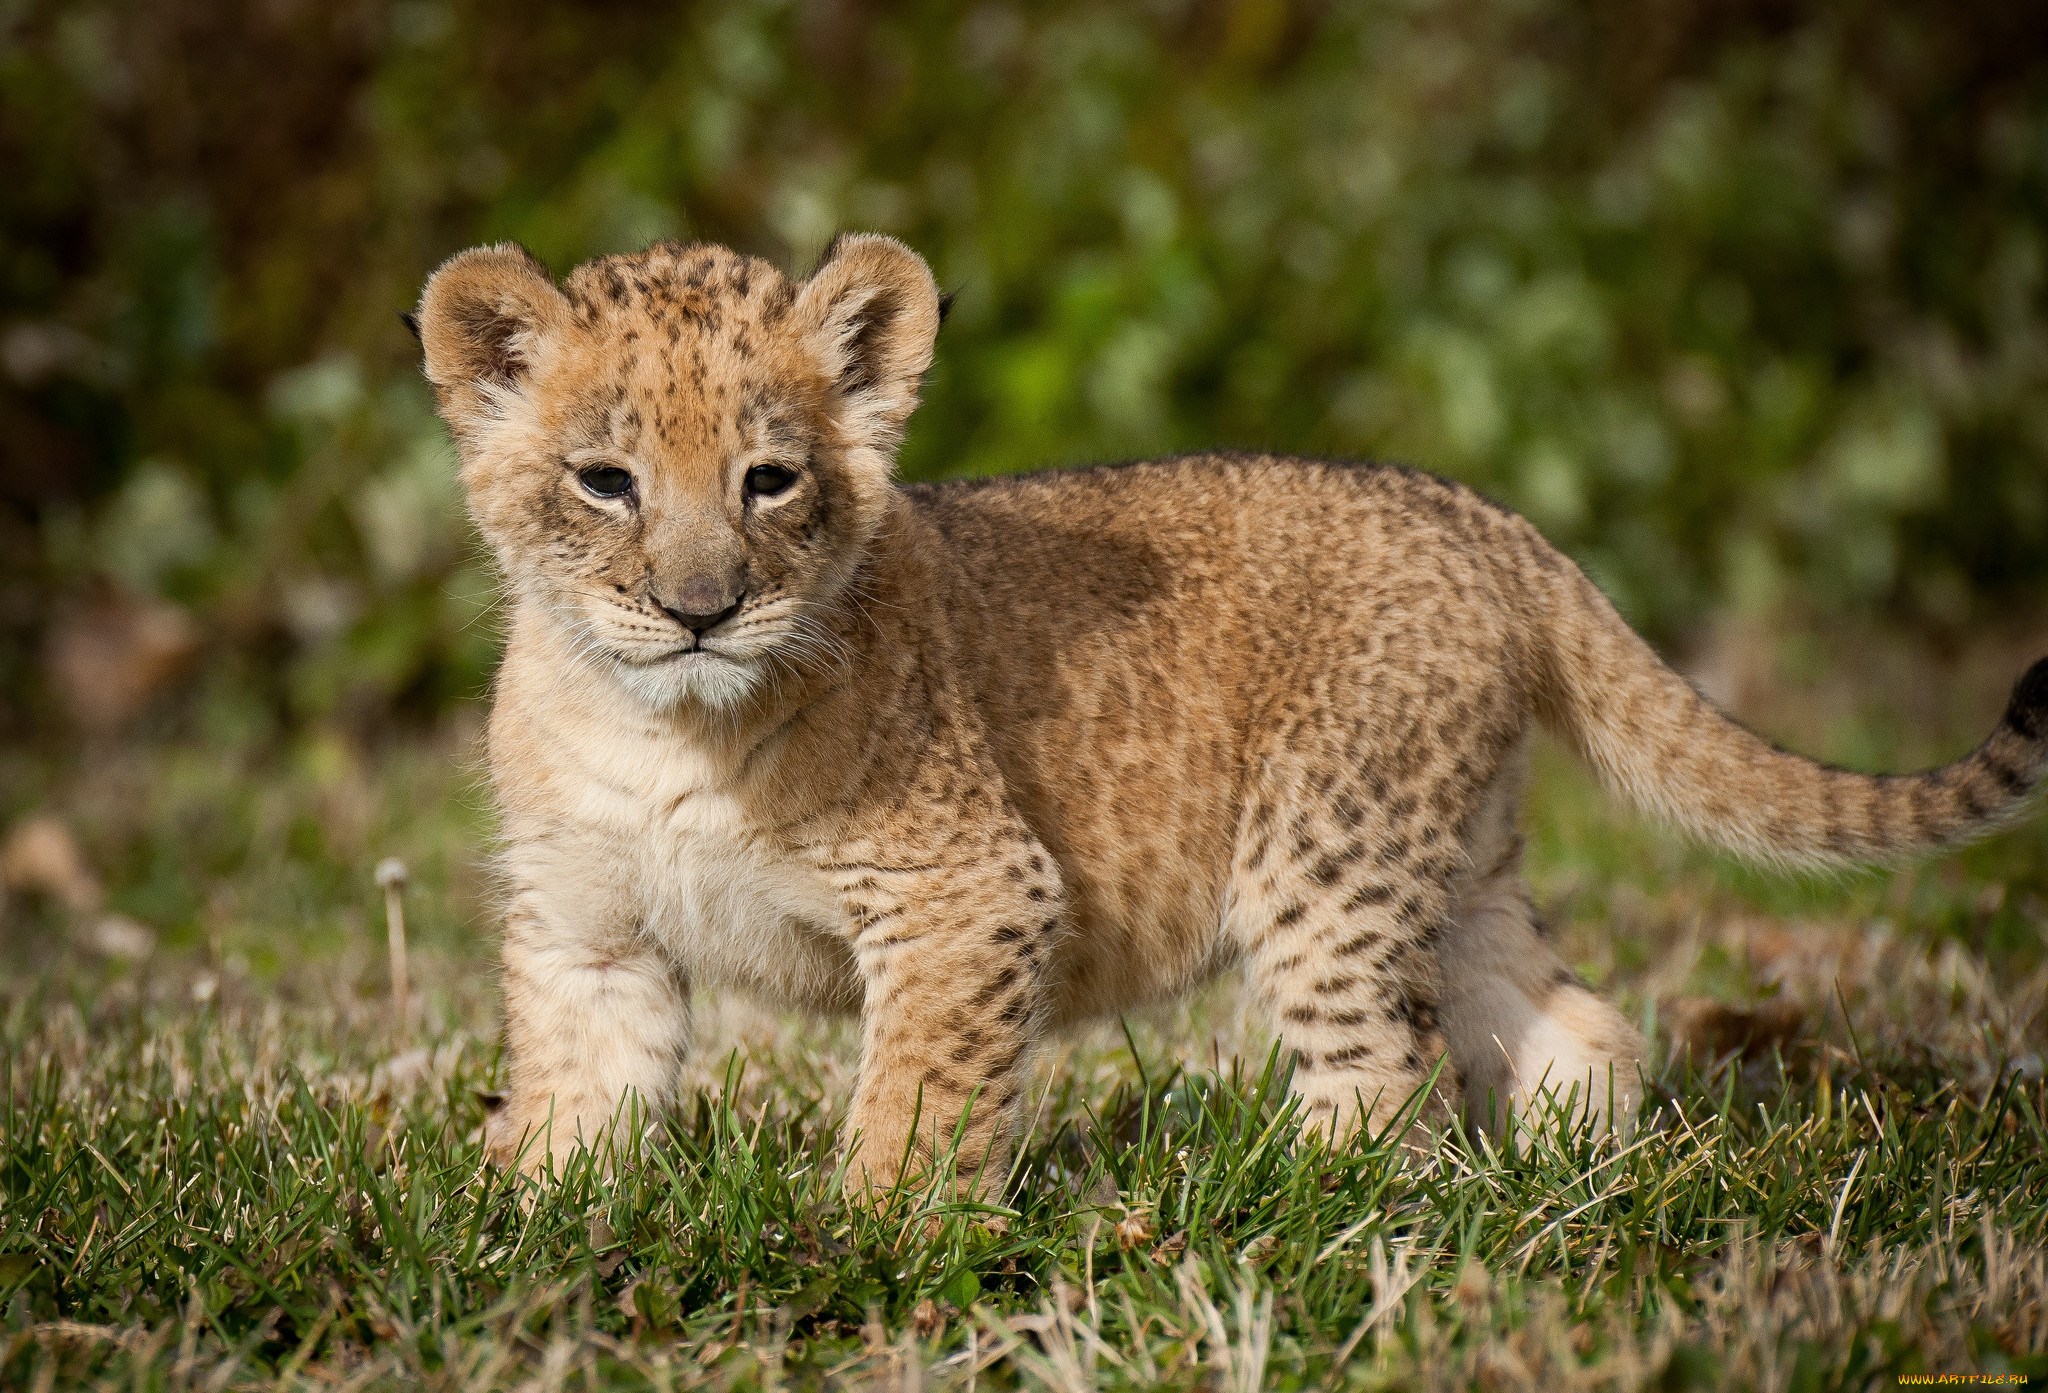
xmin=577 ymin=465 xmax=634 ymax=499
xmin=744 ymin=463 xmax=798 ymax=499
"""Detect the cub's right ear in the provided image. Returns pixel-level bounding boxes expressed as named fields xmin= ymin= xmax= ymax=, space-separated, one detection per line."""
xmin=414 ymin=244 xmax=567 ymax=430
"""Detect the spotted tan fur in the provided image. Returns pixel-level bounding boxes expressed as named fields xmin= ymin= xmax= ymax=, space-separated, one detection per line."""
xmin=415 ymin=234 xmax=2048 ymax=1191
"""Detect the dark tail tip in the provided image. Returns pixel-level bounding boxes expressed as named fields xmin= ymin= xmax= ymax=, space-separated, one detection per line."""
xmin=2004 ymin=656 xmax=2048 ymax=742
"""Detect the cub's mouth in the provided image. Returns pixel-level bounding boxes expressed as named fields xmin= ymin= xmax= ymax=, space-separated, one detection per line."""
xmin=623 ymin=643 xmax=741 ymax=666
xmin=601 ymin=630 xmax=766 ymax=712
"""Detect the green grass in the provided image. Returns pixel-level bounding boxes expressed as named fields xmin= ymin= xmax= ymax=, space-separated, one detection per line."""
xmin=5 ymin=640 xmax=2048 ymax=1388
xmin=4 ymin=968 xmax=2046 ymax=1390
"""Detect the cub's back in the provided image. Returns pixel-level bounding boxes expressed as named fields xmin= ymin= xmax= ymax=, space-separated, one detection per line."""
xmin=902 ymin=453 xmax=1535 ymax=708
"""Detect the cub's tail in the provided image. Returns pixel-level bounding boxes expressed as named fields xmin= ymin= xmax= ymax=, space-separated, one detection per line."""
xmin=1532 ymin=561 xmax=2048 ymax=870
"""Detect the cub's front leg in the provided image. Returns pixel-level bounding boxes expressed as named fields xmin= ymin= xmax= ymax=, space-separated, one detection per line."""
xmin=488 ymin=877 xmax=691 ymax=1177
xmin=829 ymin=842 xmax=1063 ymax=1199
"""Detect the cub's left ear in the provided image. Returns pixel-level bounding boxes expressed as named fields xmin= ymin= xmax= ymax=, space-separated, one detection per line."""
xmin=795 ymin=234 xmax=942 ymax=450
xmin=414 ymin=243 xmax=570 ymax=438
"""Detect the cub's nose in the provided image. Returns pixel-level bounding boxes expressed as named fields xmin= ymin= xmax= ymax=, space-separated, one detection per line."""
xmin=655 ymin=578 xmax=745 ymax=637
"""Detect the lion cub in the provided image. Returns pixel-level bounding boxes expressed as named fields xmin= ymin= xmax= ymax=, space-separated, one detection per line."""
xmin=416 ymin=233 xmax=2048 ymax=1189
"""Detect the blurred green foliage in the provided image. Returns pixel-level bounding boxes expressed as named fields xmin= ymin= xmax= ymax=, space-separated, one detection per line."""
xmin=4 ymin=0 xmax=2047 ymax=742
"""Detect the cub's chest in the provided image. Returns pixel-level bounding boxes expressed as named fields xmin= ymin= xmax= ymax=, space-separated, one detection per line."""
xmin=565 ymin=743 xmax=857 ymax=1009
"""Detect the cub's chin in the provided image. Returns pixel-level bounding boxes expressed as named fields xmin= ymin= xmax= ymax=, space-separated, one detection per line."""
xmin=612 ymin=648 xmax=763 ymax=713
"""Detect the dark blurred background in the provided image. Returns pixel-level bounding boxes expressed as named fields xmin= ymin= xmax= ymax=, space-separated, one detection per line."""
xmin=3 ymin=0 xmax=2047 ymax=769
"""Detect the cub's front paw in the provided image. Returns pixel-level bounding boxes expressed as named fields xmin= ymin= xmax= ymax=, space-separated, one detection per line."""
xmin=839 ymin=1131 xmax=1005 ymax=1209
xmin=481 ymin=1092 xmax=555 ymax=1178
xmin=483 ymin=1091 xmax=666 ymax=1181
xmin=839 ymin=1143 xmax=908 ymax=1207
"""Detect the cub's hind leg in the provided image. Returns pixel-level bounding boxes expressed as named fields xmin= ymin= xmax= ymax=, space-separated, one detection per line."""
xmin=1439 ymin=758 xmax=1646 ymax=1136
xmin=1228 ymin=787 xmax=1463 ymax=1145
xmin=1229 ymin=635 xmax=1543 ymax=1147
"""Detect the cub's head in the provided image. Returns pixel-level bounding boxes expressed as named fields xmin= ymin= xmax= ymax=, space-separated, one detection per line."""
xmin=415 ymin=235 xmax=941 ymax=710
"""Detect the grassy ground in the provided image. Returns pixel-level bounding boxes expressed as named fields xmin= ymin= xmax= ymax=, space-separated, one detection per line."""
xmin=4 ymin=624 xmax=2048 ymax=1389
